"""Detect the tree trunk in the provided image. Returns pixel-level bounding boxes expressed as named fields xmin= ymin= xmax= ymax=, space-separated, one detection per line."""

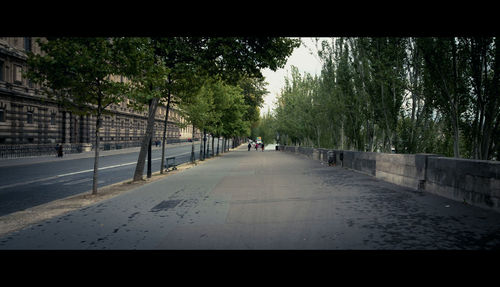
xmin=203 ymin=129 xmax=207 ymax=160
xmin=316 ymin=125 xmax=321 ymax=148
xmin=380 ymin=84 xmax=393 ymax=153
xmin=452 ymin=117 xmax=460 ymax=158
xmin=191 ymin=124 xmax=196 ymax=163
xmin=91 ymin=114 xmax=102 ymax=195
xmin=147 ymin=135 xmax=152 ymax=178
xmin=212 ymin=135 xmax=215 ymax=157
xmin=199 ymin=130 xmax=204 ymax=161
xmin=451 ymin=39 xmax=461 ymax=158
xmin=216 ymin=137 xmax=220 ymax=155
xmin=340 ymin=120 xmax=344 ymax=150
xmin=160 ymin=91 xmax=172 ymax=174
xmin=206 ymin=133 xmax=210 ymax=158
xmin=133 ymin=97 xmax=159 ymax=181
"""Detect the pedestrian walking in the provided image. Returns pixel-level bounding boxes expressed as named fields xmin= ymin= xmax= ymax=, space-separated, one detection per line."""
xmin=248 ymin=142 xmax=251 ymax=151
xmin=261 ymin=143 xmax=264 ymax=151
xmin=255 ymin=143 xmax=258 ymax=151
xmin=57 ymin=144 xmax=63 ymax=157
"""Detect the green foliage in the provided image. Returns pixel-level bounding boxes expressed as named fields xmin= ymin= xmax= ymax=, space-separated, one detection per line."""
xmin=251 ymin=111 xmax=276 ymax=145
xmin=174 ymin=37 xmax=299 ymax=140
xmin=266 ymin=37 xmax=500 ymax=161
xmin=179 ymin=76 xmax=250 ymax=140
xmin=26 ymin=37 xmax=141 ymax=194
xmin=26 ymin=37 xmax=131 ymax=116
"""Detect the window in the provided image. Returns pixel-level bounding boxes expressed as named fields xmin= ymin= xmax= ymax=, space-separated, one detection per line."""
xmin=24 ymin=37 xmax=32 ymax=52
xmin=13 ymin=65 xmax=22 ymax=84
xmin=27 ymin=111 xmax=33 ymax=124
xmin=0 ymin=60 xmax=4 ymax=81
xmin=0 ymin=108 xmax=5 ymax=122
xmin=50 ymin=113 xmax=56 ymax=125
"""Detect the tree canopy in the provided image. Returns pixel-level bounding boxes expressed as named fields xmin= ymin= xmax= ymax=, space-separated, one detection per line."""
xmin=260 ymin=37 xmax=500 ymax=161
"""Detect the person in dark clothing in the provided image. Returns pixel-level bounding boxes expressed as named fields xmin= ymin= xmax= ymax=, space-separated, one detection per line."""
xmin=255 ymin=143 xmax=258 ymax=151
xmin=57 ymin=144 xmax=63 ymax=157
xmin=261 ymin=143 xmax=264 ymax=151
xmin=248 ymin=142 xmax=252 ymax=151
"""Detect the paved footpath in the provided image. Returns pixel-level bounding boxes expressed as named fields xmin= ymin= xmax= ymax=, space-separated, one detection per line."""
xmin=1 ymin=144 xmax=500 ymax=250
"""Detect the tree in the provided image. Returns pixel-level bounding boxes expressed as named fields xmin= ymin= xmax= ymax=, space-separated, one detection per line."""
xmin=177 ymin=75 xmax=215 ymax=161
xmin=462 ymin=37 xmax=500 ymax=160
xmin=26 ymin=37 xmax=131 ymax=194
xmin=417 ymin=37 xmax=470 ymax=158
xmin=115 ymin=38 xmax=171 ymax=181
xmin=270 ymin=37 xmax=500 ymax=161
xmin=129 ymin=37 xmax=299 ymax=181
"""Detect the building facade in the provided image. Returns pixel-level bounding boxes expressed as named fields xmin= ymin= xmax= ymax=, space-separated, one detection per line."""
xmin=0 ymin=37 xmax=198 ymax=158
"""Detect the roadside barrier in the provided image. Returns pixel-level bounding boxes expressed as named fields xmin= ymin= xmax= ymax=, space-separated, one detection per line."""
xmin=279 ymin=145 xmax=500 ymax=213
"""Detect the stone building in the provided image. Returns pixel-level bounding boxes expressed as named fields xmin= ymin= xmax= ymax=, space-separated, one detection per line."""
xmin=0 ymin=37 xmax=197 ymax=158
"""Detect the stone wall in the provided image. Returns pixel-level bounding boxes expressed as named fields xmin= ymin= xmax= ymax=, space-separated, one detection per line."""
xmin=278 ymin=145 xmax=500 ymax=212
xmin=425 ymin=157 xmax=500 ymax=209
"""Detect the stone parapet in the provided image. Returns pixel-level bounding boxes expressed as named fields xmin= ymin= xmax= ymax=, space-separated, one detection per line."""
xmin=278 ymin=145 xmax=500 ymax=212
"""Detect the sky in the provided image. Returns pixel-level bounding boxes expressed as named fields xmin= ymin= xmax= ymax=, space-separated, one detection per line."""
xmin=260 ymin=37 xmax=326 ymax=116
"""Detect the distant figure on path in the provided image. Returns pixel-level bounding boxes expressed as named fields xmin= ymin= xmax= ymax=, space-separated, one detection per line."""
xmin=328 ymin=150 xmax=336 ymax=166
xmin=261 ymin=143 xmax=264 ymax=151
xmin=255 ymin=143 xmax=258 ymax=151
xmin=248 ymin=142 xmax=251 ymax=151
xmin=57 ymin=144 xmax=63 ymax=157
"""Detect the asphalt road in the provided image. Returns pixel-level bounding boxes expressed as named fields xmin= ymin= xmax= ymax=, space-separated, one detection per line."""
xmin=0 ymin=140 xmax=229 ymax=217
xmin=1 ymin=144 xmax=500 ymax=250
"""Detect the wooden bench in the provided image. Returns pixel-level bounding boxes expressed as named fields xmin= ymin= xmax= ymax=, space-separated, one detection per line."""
xmin=164 ymin=156 xmax=179 ymax=171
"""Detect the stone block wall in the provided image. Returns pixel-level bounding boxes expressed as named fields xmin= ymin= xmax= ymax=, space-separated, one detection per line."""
xmin=426 ymin=157 xmax=500 ymax=209
xmin=374 ymin=153 xmax=429 ymax=191
xmin=278 ymin=145 xmax=500 ymax=212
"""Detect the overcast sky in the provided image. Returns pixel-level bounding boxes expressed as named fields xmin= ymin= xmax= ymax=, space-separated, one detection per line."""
xmin=260 ymin=37 xmax=326 ymax=116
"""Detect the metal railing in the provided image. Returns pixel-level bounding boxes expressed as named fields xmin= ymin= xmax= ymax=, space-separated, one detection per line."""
xmin=0 ymin=138 xmax=193 ymax=158
xmin=0 ymin=143 xmax=82 ymax=158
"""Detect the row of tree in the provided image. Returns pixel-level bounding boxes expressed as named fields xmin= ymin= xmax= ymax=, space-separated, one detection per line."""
xmin=265 ymin=37 xmax=500 ymax=161
xmin=26 ymin=37 xmax=300 ymax=194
